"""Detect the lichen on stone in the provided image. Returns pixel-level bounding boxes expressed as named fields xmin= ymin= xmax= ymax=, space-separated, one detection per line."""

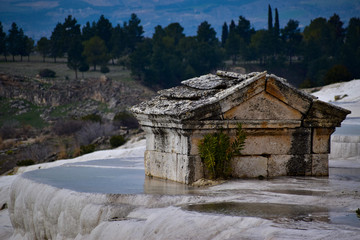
xmin=181 ymin=74 xmax=227 ymax=90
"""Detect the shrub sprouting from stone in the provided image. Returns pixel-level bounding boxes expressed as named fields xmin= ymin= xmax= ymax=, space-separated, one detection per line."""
xmin=110 ymin=135 xmax=126 ymax=148
xmin=39 ymin=69 xmax=56 ymax=78
xmin=198 ymin=124 xmax=246 ymax=179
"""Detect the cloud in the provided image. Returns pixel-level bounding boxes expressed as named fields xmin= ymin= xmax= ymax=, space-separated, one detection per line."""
xmin=46 ymin=7 xmax=99 ymax=20
xmin=16 ymin=1 xmax=59 ymax=10
xmin=81 ymin=0 xmax=120 ymax=7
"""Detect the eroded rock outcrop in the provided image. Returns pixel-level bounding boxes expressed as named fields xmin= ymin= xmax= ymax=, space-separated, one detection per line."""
xmin=0 ymin=73 xmax=153 ymax=112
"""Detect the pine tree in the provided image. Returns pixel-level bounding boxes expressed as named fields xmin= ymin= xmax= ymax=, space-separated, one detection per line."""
xmin=82 ymin=36 xmax=109 ymax=71
xmin=221 ymin=22 xmax=228 ymax=47
xmin=281 ymin=19 xmax=302 ymax=65
xmin=17 ymin=29 xmax=26 ymax=61
xmin=67 ymin=36 xmax=84 ymax=79
xmin=63 ymin=15 xmax=81 ymax=53
xmin=82 ymin=21 xmax=96 ymax=41
xmin=50 ymin=23 xmax=65 ymax=62
xmin=24 ymin=36 xmax=34 ymax=61
xmin=110 ymin=24 xmax=126 ymax=64
xmin=328 ymin=14 xmax=345 ymax=59
xmin=197 ymin=21 xmax=217 ymax=45
xmin=124 ymin=13 xmax=144 ymax=52
xmin=229 ymin=20 xmax=236 ymax=35
xmin=37 ymin=37 xmax=50 ymax=62
xmin=0 ymin=22 xmax=6 ymax=60
xmin=343 ymin=17 xmax=360 ymax=77
xmin=96 ymin=15 xmax=113 ymax=50
xmin=7 ymin=22 xmax=21 ymax=61
xmin=237 ymin=16 xmax=252 ymax=44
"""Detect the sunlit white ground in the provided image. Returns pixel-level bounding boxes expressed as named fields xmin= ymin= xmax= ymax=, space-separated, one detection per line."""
xmin=0 ymin=80 xmax=360 ymax=239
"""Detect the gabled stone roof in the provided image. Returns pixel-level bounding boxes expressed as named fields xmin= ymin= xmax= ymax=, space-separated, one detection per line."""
xmin=131 ymin=71 xmax=350 ymax=126
xmin=132 ymin=71 xmax=262 ymax=118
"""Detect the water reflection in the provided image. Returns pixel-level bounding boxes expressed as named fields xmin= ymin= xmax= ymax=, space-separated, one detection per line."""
xmin=143 ymin=176 xmax=196 ymax=195
xmin=23 ymin=158 xmax=198 ymax=195
xmin=266 ymin=189 xmax=325 ymax=196
xmin=184 ymin=202 xmax=330 ymax=223
xmin=184 ymin=202 xmax=360 ymax=227
xmin=330 ymin=167 xmax=360 ymax=182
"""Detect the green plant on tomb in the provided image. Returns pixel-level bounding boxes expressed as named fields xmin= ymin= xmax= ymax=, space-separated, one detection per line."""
xmin=198 ymin=123 xmax=246 ymax=180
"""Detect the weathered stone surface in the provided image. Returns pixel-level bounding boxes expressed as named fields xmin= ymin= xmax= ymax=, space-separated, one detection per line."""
xmin=231 ymin=156 xmax=268 ymax=178
xmin=312 ymin=128 xmax=334 ymax=154
xmin=268 ymin=155 xmax=290 ymax=177
xmin=216 ymin=70 xmax=259 ymax=80
xmin=242 ymin=129 xmax=293 ymax=155
xmin=266 ymin=75 xmax=313 ymax=114
xmin=181 ymin=74 xmax=227 ymax=90
xmin=142 ymin=126 xmax=191 ymax=155
xmin=290 ymin=128 xmax=312 ymax=155
xmin=144 ymin=151 xmax=178 ymax=181
xmin=286 ymin=155 xmax=312 ymax=176
xmin=312 ymin=154 xmax=329 ymax=176
xmin=216 ymin=72 xmax=267 ymax=114
xmin=303 ymin=100 xmax=351 ymax=127
xmin=223 ymin=92 xmax=302 ymax=120
xmin=144 ymin=151 xmax=203 ymax=184
xmin=131 ymin=71 xmax=350 ymax=184
xmin=158 ymin=86 xmax=219 ymax=100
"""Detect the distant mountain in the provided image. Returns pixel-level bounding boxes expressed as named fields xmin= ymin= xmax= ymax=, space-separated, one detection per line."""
xmin=1 ymin=0 xmax=359 ymax=40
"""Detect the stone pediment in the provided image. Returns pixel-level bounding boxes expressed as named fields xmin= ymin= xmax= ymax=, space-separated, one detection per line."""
xmin=221 ymin=91 xmax=303 ymax=121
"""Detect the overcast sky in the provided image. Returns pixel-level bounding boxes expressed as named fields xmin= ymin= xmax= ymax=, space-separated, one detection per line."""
xmin=1 ymin=0 xmax=359 ymax=41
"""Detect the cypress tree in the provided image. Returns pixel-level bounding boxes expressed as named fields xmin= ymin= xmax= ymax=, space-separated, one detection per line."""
xmin=274 ymin=8 xmax=280 ymax=37
xmin=268 ymin=5 xmax=273 ymax=31
xmin=273 ymin=8 xmax=280 ymax=55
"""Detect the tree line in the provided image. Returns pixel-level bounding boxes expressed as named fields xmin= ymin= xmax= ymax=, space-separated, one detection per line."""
xmin=1 ymin=5 xmax=360 ymax=88
xmin=221 ymin=5 xmax=360 ymax=87
xmin=0 ymin=22 xmax=34 ymax=62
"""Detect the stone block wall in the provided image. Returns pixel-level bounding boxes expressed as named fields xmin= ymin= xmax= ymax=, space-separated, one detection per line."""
xmin=142 ymin=124 xmax=333 ymax=183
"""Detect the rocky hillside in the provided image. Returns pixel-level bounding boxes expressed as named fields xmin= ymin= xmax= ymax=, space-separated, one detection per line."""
xmin=0 ymin=73 xmax=154 ymax=121
xmin=0 ymin=72 xmax=155 ymax=174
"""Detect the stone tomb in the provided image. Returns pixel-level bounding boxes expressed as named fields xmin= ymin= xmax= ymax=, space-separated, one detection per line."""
xmin=131 ymin=71 xmax=350 ymax=184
